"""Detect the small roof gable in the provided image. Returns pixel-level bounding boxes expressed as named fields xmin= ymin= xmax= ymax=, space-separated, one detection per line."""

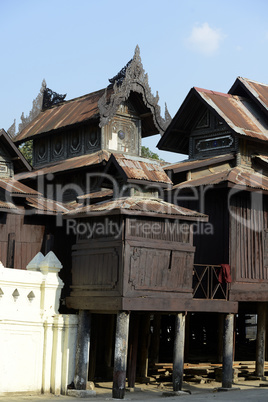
xmin=0 ymin=129 xmax=31 ymax=173
xmin=14 ymin=46 xmax=171 ymax=145
xmin=103 ymin=153 xmax=172 ymax=187
xmin=229 ymin=77 xmax=268 ymax=116
xmin=65 ymin=196 xmax=208 ymax=221
xmin=158 ymin=86 xmax=268 ymax=154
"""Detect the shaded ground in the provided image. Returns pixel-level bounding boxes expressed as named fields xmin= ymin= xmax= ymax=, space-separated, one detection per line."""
xmin=1 ymin=379 xmax=268 ymax=401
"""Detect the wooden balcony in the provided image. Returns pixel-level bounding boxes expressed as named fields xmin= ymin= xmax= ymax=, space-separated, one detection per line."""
xmin=193 ymin=264 xmax=229 ymax=300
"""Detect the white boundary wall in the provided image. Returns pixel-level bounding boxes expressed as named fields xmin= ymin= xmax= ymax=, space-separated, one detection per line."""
xmin=0 ymin=252 xmax=78 ymax=395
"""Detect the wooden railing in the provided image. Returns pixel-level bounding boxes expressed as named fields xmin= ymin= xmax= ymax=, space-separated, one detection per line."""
xmin=192 ymin=264 xmax=229 ymax=300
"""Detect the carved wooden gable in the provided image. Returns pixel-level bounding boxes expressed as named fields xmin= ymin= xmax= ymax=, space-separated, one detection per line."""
xmin=0 ymin=144 xmax=13 ymax=178
xmin=102 ymin=100 xmax=141 ymax=155
xmin=189 ymin=110 xmax=236 ymax=159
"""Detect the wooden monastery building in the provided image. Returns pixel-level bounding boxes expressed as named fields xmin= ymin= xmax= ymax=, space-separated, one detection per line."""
xmin=1 ymin=47 xmax=267 ymax=397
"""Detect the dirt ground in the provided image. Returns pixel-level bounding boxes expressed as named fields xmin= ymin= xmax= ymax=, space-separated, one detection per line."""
xmin=1 ymin=379 xmax=268 ymax=401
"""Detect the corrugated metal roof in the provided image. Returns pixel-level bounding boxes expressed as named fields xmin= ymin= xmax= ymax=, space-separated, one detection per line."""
xmin=173 ymin=167 xmax=268 ymax=192
xmin=158 ymin=81 xmax=268 ymax=154
xmin=230 ymin=77 xmax=268 ymax=113
xmin=15 ymin=150 xmax=110 ymax=180
xmin=164 ymin=153 xmax=235 ymax=173
xmin=0 ymin=179 xmax=39 ymax=196
xmin=0 ymin=200 xmax=20 ymax=211
xmin=77 ymin=189 xmax=113 ymax=200
xmin=66 ymin=196 xmax=207 ymax=220
xmin=110 ymin=154 xmax=172 ymax=184
xmin=14 ymin=88 xmax=110 ymax=144
xmin=196 ymin=88 xmax=268 ymax=142
xmin=26 ymin=196 xmax=72 ymax=214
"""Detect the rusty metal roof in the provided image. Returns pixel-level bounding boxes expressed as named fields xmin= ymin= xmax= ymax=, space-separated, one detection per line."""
xmin=229 ymin=77 xmax=268 ymax=114
xmin=14 ymin=88 xmax=110 ymax=144
xmin=15 ymin=150 xmax=110 ymax=180
xmin=107 ymin=154 xmax=172 ymax=185
xmin=77 ymin=189 xmax=113 ymax=200
xmin=164 ymin=153 xmax=235 ymax=173
xmin=26 ymin=196 xmax=72 ymax=214
xmin=196 ymin=88 xmax=268 ymax=142
xmin=66 ymin=196 xmax=207 ymax=221
xmin=0 ymin=200 xmax=20 ymax=212
xmin=173 ymin=166 xmax=268 ymax=192
xmin=158 ymin=82 xmax=268 ymax=154
xmin=0 ymin=178 xmax=39 ymax=196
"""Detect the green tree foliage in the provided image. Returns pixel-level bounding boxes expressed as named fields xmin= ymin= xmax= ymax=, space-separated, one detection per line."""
xmin=141 ymin=146 xmax=162 ymax=160
xmin=19 ymin=140 xmax=33 ymax=165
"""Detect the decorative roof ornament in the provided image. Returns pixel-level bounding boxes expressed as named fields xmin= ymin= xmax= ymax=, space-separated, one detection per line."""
xmin=98 ymin=45 xmax=172 ymax=135
xmin=109 ymin=59 xmax=132 ymax=86
xmin=42 ymin=87 xmax=67 ymax=109
xmin=14 ymin=79 xmax=47 ymax=135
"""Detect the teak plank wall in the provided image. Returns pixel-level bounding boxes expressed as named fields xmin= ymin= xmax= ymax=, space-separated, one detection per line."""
xmin=0 ymin=213 xmax=45 ymax=269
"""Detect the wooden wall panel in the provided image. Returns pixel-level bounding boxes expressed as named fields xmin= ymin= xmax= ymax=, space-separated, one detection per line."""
xmin=229 ymin=193 xmax=268 ymax=282
xmin=127 ymin=244 xmax=194 ymax=294
xmin=72 ymin=246 xmax=120 ymax=291
xmin=0 ymin=213 xmax=45 ymax=270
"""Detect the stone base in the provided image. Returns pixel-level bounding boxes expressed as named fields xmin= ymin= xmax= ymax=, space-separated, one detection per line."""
xmin=67 ymin=389 xmax=96 ymax=398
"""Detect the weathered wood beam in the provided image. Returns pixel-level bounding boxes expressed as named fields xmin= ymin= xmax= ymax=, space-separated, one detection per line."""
xmin=74 ymin=310 xmax=91 ymax=390
xmin=256 ymin=303 xmax=267 ymax=377
xmin=222 ymin=313 xmax=234 ymax=389
xmin=137 ymin=313 xmax=151 ymax=379
xmin=173 ymin=313 xmax=186 ymax=391
xmin=150 ymin=314 xmax=161 ymax=364
xmin=112 ymin=311 xmax=130 ymax=399
xmin=127 ymin=313 xmax=140 ymax=388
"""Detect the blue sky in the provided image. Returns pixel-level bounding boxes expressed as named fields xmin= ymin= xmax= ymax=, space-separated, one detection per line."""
xmin=1 ymin=0 xmax=268 ymax=163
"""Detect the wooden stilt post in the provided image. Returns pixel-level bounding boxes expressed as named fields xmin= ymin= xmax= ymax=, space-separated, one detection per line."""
xmin=137 ymin=313 xmax=151 ymax=380
xmin=127 ymin=313 xmax=140 ymax=388
xmin=74 ymin=310 xmax=91 ymax=390
xmin=256 ymin=303 xmax=267 ymax=377
xmin=104 ymin=314 xmax=115 ymax=378
xmin=173 ymin=313 xmax=185 ymax=392
xmin=222 ymin=313 xmax=234 ymax=389
xmin=184 ymin=313 xmax=190 ymax=363
xmin=218 ymin=314 xmax=224 ymax=363
xmin=150 ymin=314 xmax=161 ymax=364
xmin=112 ymin=311 xmax=130 ymax=399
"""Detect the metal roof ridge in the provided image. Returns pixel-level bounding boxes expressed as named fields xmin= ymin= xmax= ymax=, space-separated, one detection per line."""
xmin=194 ymin=87 xmax=231 ymax=98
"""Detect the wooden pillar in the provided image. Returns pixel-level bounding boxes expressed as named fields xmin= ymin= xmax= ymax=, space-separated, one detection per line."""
xmin=184 ymin=313 xmax=190 ymax=363
xmin=74 ymin=310 xmax=91 ymax=390
xmin=256 ymin=303 xmax=267 ymax=377
xmin=104 ymin=314 xmax=115 ymax=377
xmin=138 ymin=313 xmax=151 ymax=379
xmin=112 ymin=311 xmax=130 ymax=399
xmin=222 ymin=313 xmax=234 ymax=389
xmin=173 ymin=313 xmax=185 ymax=392
xmin=217 ymin=314 xmax=224 ymax=363
xmin=128 ymin=313 xmax=140 ymax=388
xmin=150 ymin=314 xmax=161 ymax=364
